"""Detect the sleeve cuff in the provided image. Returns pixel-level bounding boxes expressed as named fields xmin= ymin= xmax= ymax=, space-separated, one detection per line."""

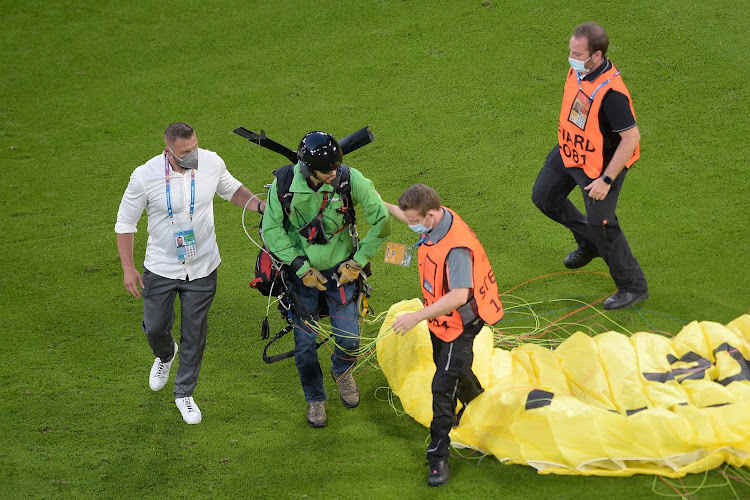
xmin=352 ymin=254 xmax=368 ymax=268
xmin=292 ymin=257 xmax=309 ymax=276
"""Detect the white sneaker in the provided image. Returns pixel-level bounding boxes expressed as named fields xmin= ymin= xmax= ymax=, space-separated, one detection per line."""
xmin=149 ymin=342 xmax=178 ymax=391
xmin=175 ymin=396 xmax=202 ymax=424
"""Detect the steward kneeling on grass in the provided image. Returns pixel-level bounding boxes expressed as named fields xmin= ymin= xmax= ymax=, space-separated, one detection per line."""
xmin=384 ymin=184 xmax=504 ymax=487
xmin=261 ymin=131 xmax=390 ymax=428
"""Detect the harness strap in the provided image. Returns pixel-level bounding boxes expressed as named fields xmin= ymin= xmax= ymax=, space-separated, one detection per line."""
xmin=261 ymin=325 xmax=332 ymax=364
xmin=262 ymin=325 xmax=295 ymax=364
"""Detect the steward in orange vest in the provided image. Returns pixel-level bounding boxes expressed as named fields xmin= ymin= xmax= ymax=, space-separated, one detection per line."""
xmin=417 ymin=207 xmax=503 ymax=341
xmin=558 ymin=64 xmax=640 ymax=179
xmin=532 ymin=22 xmax=648 ymax=311
xmin=384 ymin=183 xmax=503 ymax=487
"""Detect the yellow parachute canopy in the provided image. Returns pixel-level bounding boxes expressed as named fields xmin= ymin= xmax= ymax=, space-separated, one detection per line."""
xmin=376 ymin=299 xmax=750 ymax=477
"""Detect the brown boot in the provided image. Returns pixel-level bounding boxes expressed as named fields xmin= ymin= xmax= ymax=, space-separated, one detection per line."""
xmin=331 ymin=369 xmax=360 ymax=408
xmin=306 ymin=401 xmax=327 ymax=428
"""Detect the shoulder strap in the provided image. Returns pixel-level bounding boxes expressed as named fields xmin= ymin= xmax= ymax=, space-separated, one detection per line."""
xmin=272 ymin=164 xmax=295 ymax=222
xmin=273 ymin=163 xmax=356 ymax=225
xmin=334 ymin=165 xmax=356 ymax=225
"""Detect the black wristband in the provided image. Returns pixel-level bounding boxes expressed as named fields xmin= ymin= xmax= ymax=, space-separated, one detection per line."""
xmin=601 ymin=175 xmax=613 ymax=185
xmin=258 ymin=203 xmax=264 ymax=214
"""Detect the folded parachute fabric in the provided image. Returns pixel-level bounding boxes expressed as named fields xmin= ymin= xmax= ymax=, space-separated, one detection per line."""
xmin=376 ymin=298 xmax=750 ymax=477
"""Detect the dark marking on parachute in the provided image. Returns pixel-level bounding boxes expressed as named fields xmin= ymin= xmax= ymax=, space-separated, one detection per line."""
xmin=626 ymin=407 xmax=647 ymax=416
xmin=713 ymin=342 xmax=750 ymax=386
xmin=642 ymin=351 xmax=711 ymax=384
xmin=525 ymin=389 xmax=554 ymax=410
xmin=644 ymin=343 xmax=750 ymax=393
xmin=671 ymin=355 xmax=712 ymax=381
xmin=643 ymin=371 xmax=675 ymax=383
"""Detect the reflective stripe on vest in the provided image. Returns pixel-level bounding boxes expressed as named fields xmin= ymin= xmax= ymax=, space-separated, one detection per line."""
xmin=557 ymin=63 xmax=640 ymax=179
xmin=417 ymin=208 xmax=504 ymax=342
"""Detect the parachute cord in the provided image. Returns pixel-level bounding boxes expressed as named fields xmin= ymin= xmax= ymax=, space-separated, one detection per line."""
xmin=241 ymin=191 xmax=288 ymax=326
xmin=633 ymin=306 xmax=690 ymax=336
xmin=722 ymin=464 xmax=750 ymax=486
xmin=373 ymin=386 xmax=406 ymax=416
xmin=720 ymin=465 xmax=750 ymax=498
xmin=500 ymin=270 xmax=612 ymax=296
xmin=268 ymin=297 xmax=398 ymax=377
xmin=449 ymin=446 xmax=492 ymax=467
xmin=537 ymin=298 xmax=633 ymax=337
xmin=653 ymin=476 xmax=690 ymax=498
xmin=490 ymin=295 xmax=631 ymax=350
xmin=290 ymin=310 xmax=388 ymax=378
xmin=652 ymin=459 xmax=714 ymax=498
xmin=241 ymin=193 xmax=266 ymax=248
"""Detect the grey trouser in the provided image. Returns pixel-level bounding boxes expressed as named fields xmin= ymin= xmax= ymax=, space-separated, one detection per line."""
xmin=141 ymin=267 xmax=218 ymax=398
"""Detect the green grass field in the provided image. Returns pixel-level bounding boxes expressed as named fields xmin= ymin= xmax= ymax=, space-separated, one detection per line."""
xmin=2 ymin=0 xmax=749 ymax=498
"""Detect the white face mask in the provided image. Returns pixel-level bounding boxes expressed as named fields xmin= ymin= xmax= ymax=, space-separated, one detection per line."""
xmin=569 ymin=54 xmax=593 ymax=75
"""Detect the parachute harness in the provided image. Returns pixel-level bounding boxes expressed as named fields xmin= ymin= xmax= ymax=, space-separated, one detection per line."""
xmin=242 ymin=197 xmax=373 ymax=364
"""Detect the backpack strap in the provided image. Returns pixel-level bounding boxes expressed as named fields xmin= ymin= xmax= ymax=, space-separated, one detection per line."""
xmin=272 ymin=164 xmax=295 ymax=223
xmin=273 ymin=164 xmax=356 ymax=227
xmin=334 ymin=165 xmax=356 ymax=226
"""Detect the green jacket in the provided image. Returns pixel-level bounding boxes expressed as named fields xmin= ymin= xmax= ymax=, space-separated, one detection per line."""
xmin=261 ymin=163 xmax=391 ymax=277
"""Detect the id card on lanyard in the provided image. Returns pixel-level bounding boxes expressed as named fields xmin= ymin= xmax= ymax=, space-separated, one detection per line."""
xmin=568 ymin=89 xmax=592 ymax=130
xmin=568 ymin=70 xmax=621 ymax=131
xmin=165 ymin=154 xmax=198 ymax=262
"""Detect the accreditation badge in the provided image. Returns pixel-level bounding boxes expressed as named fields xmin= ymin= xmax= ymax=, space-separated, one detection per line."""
xmin=568 ymin=89 xmax=591 ymax=130
xmin=384 ymin=242 xmax=415 ymax=267
xmin=174 ymin=225 xmax=198 ymax=261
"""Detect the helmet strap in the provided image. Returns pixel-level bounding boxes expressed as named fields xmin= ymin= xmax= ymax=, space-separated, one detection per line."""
xmin=299 ymin=161 xmax=312 ymax=178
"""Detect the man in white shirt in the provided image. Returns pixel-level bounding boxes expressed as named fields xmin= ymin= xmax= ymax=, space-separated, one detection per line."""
xmin=115 ymin=122 xmax=264 ymax=424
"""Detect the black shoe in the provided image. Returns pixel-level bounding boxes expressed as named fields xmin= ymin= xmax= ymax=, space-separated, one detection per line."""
xmin=427 ymin=459 xmax=450 ymax=487
xmin=603 ymin=290 xmax=649 ymax=310
xmin=563 ymin=247 xmax=597 ymax=269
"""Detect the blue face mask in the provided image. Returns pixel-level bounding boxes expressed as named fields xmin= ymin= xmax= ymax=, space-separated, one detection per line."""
xmin=408 ymin=214 xmax=432 ymax=234
xmin=568 ymin=54 xmax=593 ymax=75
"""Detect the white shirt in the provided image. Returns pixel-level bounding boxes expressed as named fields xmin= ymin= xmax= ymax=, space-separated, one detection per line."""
xmin=115 ymin=149 xmax=242 ymax=281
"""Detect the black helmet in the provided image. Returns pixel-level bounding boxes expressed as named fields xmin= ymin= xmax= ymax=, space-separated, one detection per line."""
xmin=297 ymin=131 xmax=343 ymax=173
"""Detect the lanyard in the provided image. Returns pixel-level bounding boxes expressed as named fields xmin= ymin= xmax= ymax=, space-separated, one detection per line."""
xmin=575 ymin=70 xmax=620 ymax=102
xmin=164 ymin=153 xmax=195 ymax=223
xmin=414 ymin=233 xmax=429 ymax=247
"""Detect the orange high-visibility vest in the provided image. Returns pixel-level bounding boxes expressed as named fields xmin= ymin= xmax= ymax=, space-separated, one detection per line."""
xmin=417 ymin=208 xmax=503 ymax=342
xmin=558 ymin=63 xmax=640 ymax=179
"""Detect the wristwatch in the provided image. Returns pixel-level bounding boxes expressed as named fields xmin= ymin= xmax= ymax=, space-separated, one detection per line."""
xmin=601 ymin=175 xmax=613 ymax=185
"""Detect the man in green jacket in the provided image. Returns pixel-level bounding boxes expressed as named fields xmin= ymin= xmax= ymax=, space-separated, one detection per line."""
xmin=262 ymin=131 xmax=391 ymax=428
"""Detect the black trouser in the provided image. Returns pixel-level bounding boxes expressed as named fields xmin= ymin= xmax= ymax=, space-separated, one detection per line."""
xmin=531 ymin=146 xmax=647 ymax=293
xmin=426 ymin=320 xmax=484 ymax=462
